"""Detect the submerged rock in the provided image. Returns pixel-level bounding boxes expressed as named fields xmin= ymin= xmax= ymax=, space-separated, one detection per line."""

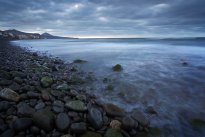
xmin=131 ymin=109 xmax=149 ymax=126
xmin=73 ymin=59 xmax=87 ymax=64
xmin=104 ymin=128 xmax=123 ymax=137
xmin=40 ymin=76 xmax=53 ymax=88
xmin=112 ymin=64 xmax=123 ymax=71
xmin=65 ymin=100 xmax=87 ymax=112
xmin=33 ymin=109 xmax=55 ymax=131
xmin=0 ymin=88 xmax=20 ymax=102
xmin=104 ymin=103 xmax=125 ymax=117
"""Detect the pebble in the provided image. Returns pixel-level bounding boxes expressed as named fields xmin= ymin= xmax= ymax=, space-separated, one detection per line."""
xmin=52 ymin=100 xmax=64 ymax=113
xmin=0 ymin=88 xmax=20 ymax=102
xmin=87 ymin=106 xmax=103 ymax=130
xmin=17 ymin=102 xmax=35 ymax=117
xmin=13 ymin=118 xmax=33 ymax=131
xmin=70 ymin=122 xmax=86 ymax=134
xmin=55 ymin=113 xmax=70 ymax=131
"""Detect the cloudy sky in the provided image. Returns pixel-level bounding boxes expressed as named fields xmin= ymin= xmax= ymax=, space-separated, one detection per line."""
xmin=0 ymin=0 xmax=205 ymax=38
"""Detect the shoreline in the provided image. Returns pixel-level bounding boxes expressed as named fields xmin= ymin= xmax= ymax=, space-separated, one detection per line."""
xmin=0 ymin=40 xmax=151 ymax=137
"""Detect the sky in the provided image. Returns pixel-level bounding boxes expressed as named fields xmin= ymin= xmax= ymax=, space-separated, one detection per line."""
xmin=0 ymin=0 xmax=205 ymax=38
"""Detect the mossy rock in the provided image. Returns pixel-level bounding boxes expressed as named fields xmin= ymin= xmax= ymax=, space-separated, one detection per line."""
xmin=73 ymin=59 xmax=87 ymax=64
xmin=81 ymin=131 xmax=102 ymax=137
xmin=40 ymin=76 xmax=53 ymax=88
xmin=104 ymin=128 xmax=123 ymax=137
xmin=65 ymin=100 xmax=87 ymax=112
xmin=191 ymin=119 xmax=205 ymax=127
xmin=149 ymin=127 xmax=161 ymax=135
xmin=112 ymin=64 xmax=123 ymax=71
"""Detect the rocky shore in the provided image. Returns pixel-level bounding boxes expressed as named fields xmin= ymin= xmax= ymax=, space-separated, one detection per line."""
xmin=0 ymin=40 xmax=150 ymax=137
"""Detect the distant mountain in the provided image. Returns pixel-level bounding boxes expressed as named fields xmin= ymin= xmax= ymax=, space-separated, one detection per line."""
xmin=0 ymin=29 xmax=77 ymax=40
xmin=41 ymin=32 xmax=76 ymax=39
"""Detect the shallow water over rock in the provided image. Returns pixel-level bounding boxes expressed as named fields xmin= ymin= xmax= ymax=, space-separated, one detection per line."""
xmin=12 ymin=38 xmax=205 ymax=136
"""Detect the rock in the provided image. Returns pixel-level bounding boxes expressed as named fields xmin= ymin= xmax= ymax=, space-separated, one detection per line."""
xmin=104 ymin=103 xmax=125 ymax=117
xmin=0 ymin=129 xmax=15 ymax=137
xmin=0 ymin=88 xmax=20 ymax=102
xmin=27 ymin=91 xmax=40 ymax=98
xmin=0 ymin=79 xmax=12 ymax=86
xmin=9 ymin=82 xmax=20 ymax=91
xmin=112 ymin=64 xmax=123 ymax=71
xmin=104 ymin=128 xmax=123 ymax=137
xmin=14 ymin=77 xmax=23 ymax=84
xmin=41 ymin=90 xmax=50 ymax=101
xmin=13 ymin=118 xmax=32 ymax=131
xmin=40 ymin=76 xmax=53 ymax=88
xmin=110 ymin=120 xmax=121 ymax=129
xmin=52 ymin=100 xmax=64 ymax=113
xmin=55 ymin=113 xmax=70 ymax=132
xmin=35 ymin=102 xmax=45 ymax=110
xmin=65 ymin=100 xmax=87 ymax=112
xmin=73 ymin=59 xmax=87 ymax=64
xmin=122 ymin=116 xmax=135 ymax=130
xmin=70 ymin=122 xmax=86 ymax=134
xmin=87 ymin=107 xmax=103 ymax=130
xmin=33 ymin=109 xmax=55 ymax=131
xmin=10 ymin=71 xmax=26 ymax=78
xmin=131 ymin=109 xmax=149 ymax=126
xmin=0 ymin=118 xmax=7 ymax=132
xmin=56 ymin=83 xmax=69 ymax=91
xmin=30 ymin=126 xmax=40 ymax=135
xmin=81 ymin=131 xmax=102 ymax=137
xmin=0 ymin=101 xmax=10 ymax=111
xmin=17 ymin=102 xmax=35 ymax=117
xmin=76 ymin=94 xmax=87 ymax=101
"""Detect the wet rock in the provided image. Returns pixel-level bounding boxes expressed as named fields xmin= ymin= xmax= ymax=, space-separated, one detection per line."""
xmin=21 ymin=85 xmax=34 ymax=92
xmin=87 ymin=107 xmax=103 ymax=130
xmin=65 ymin=100 xmax=87 ymax=112
xmin=0 ymin=88 xmax=20 ymax=102
xmin=122 ymin=116 xmax=135 ymax=130
xmin=81 ymin=131 xmax=102 ymax=137
xmin=145 ymin=106 xmax=157 ymax=115
xmin=104 ymin=128 xmax=123 ymax=137
xmin=17 ymin=102 xmax=35 ymax=117
xmin=112 ymin=64 xmax=123 ymax=71
xmin=0 ymin=118 xmax=7 ymax=132
xmin=110 ymin=120 xmax=121 ymax=129
xmin=0 ymin=79 xmax=12 ymax=86
xmin=41 ymin=90 xmax=50 ymax=101
xmin=33 ymin=109 xmax=55 ymax=131
xmin=40 ymin=76 xmax=53 ymax=88
xmin=131 ymin=109 xmax=149 ymax=126
xmin=104 ymin=103 xmax=125 ymax=117
xmin=61 ymin=134 xmax=73 ymax=137
xmin=70 ymin=122 xmax=86 ymax=134
xmin=76 ymin=94 xmax=87 ymax=101
xmin=13 ymin=118 xmax=32 ymax=131
xmin=27 ymin=91 xmax=40 ymax=98
xmin=55 ymin=113 xmax=70 ymax=132
xmin=9 ymin=82 xmax=20 ymax=91
xmin=35 ymin=102 xmax=45 ymax=110
xmin=56 ymin=83 xmax=69 ymax=91
xmin=52 ymin=100 xmax=64 ymax=113
xmin=73 ymin=59 xmax=87 ymax=64
xmin=0 ymin=129 xmax=15 ymax=137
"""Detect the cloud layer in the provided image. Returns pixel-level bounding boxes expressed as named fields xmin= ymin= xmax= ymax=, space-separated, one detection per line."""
xmin=0 ymin=0 xmax=205 ymax=37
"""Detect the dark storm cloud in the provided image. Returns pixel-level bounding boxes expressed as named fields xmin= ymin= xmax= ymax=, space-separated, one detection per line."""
xmin=0 ymin=0 xmax=205 ymax=37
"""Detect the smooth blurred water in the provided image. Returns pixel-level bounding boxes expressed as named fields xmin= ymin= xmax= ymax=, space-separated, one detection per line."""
xmin=12 ymin=38 xmax=205 ymax=137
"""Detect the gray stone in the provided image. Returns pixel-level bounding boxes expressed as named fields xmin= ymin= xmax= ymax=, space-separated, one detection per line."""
xmin=33 ymin=109 xmax=55 ymax=131
xmin=104 ymin=103 xmax=125 ymax=117
xmin=56 ymin=83 xmax=69 ymax=91
xmin=0 ymin=79 xmax=12 ymax=86
xmin=55 ymin=113 xmax=70 ymax=132
xmin=52 ymin=100 xmax=64 ymax=113
xmin=13 ymin=118 xmax=32 ymax=131
xmin=30 ymin=126 xmax=40 ymax=135
xmin=27 ymin=91 xmax=40 ymax=98
xmin=122 ymin=116 xmax=136 ymax=130
xmin=14 ymin=77 xmax=23 ymax=84
xmin=65 ymin=100 xmax=87 ymax=112
xmin=0 ymin=88 xmax=20 ymax=102
xmin=17 ymin=102 xmax=35 ymax=117
xmin=70 ymin=122 xmax=86 ymax=134
xmin=0 ymin=101 xmax=10 ymax=112
xmin=10 ymin=71 xmax=26 ymax=78
xmin=35 ymin=102 xmax=45 ymax=110
xmin=88 ymin=107 xmax=103 ymax=130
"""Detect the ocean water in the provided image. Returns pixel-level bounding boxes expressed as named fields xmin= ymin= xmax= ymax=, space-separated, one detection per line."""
xmin=12 ymin=38 xmax=205 ymax=137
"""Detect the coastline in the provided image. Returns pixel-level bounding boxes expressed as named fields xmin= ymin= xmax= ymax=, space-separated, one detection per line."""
xmin=0 ymin=40 xmax=151 ymax=137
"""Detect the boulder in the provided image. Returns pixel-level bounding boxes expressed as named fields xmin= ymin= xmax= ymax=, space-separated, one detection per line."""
xmin=0 ymin=88 xmax=20 ymax=102
xmin=33 ymin=109 xmax=55 ymax=131
xmin=65 ymin=100 xmax=87 ymax=112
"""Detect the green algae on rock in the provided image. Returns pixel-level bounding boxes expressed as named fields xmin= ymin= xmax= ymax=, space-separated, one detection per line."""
xmin=40 ymin=76 xmax=53 ymax=88
xmin=65 ymin=100 xmax=87 ymax=112
xmin=104 ymin=128 xmax=123 ymax=137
